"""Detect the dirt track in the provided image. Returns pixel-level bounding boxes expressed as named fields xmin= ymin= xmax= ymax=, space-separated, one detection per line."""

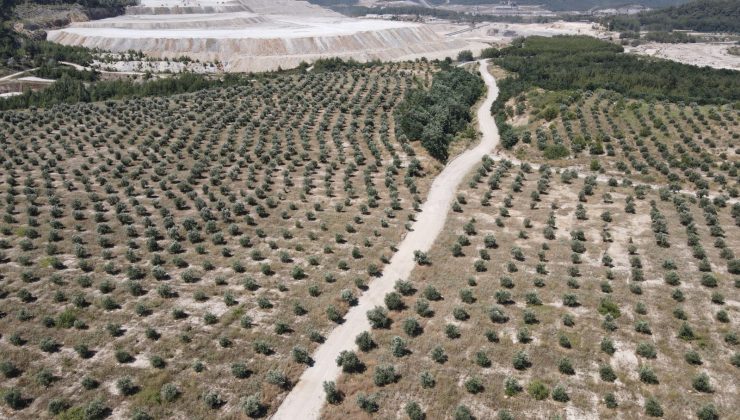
xmin=271 ymin=59 xmax=501 ymax=420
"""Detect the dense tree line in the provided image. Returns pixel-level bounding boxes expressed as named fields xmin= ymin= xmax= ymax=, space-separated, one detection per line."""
xmin=34 ymin=63 xmax=99 ymax=81
xmin=490 ymin=35 xmax=739 ymax=148
xmin=0 ymin=72 xmax=251 ymax=110
xmin=0 ymin=0 xmax=20 ymax=58
xmin=1 ymin=0 xmax=95 ymax=67
xmin=604 ymin=0 xmax=740 ymax=33
xmin=309 ymin=57 xmax=376 ymax=73
xmin=396 ymin=62 xmax=484 ymax=161
xmin=492 ymin=36 xmax=739 ymax=104
xmin=331 ymin=5 xmax=549 ymax=23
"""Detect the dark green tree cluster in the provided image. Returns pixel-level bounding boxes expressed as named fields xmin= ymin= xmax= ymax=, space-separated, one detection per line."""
xmin=488 ymin=35 xmax=739 ymax=147
xmin=396 ymin=63 xmax=484 ymax=161
xmin=1 ymin=0 xmax=123 ymax=65
xmin=508 ymin=36 xmax=734 ymax=99
xmin=330 ymin=4 xmax=545 ymax=24
xmin=34 ymin=63 xmax=99 ymax=81
xmin=0 ymin=0 xmax=20 ymax=58
xmin=309 ymin=57 xmax=367 ymax=72
xmin=0 ymin=72 xmax=252 ymax=110
xmin=494 ymin=35 xmax=739 ymax=104
xmin=604 ymin=0 xmax=740 ymax=33
xmin=489 ymin=35 xmax=739 ymax=149
xmin=1 ymin=24 xmax=95 ymax=67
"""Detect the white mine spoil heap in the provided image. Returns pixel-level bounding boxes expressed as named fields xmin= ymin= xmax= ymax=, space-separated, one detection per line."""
xmin=47 ymin=0 xmax=476 ymax=72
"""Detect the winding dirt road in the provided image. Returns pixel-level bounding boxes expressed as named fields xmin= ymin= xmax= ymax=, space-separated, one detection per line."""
xmin=0 ymin=68 xmax=39 ymax=82
xmin=271 ymin=59 xmax=501 ymax=419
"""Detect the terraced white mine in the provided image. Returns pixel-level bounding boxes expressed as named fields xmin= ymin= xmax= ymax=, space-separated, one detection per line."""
xmin=47 ymin=0 xmax=477 ymax=72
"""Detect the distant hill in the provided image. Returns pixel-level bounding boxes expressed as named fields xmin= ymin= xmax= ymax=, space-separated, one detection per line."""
xmin=604 ymin=0 xmax=740 ymax=32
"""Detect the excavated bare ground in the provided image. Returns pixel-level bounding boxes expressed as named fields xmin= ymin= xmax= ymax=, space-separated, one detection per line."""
xmin=47 ymin=0 xmax=475 ymax=73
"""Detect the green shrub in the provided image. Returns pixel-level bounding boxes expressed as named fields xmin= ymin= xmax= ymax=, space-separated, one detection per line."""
xmin=242 ymin=394 xmax=264 ymax=418
xmin=597 ymin=298 xmax=621 ymax=318
xmin=291 ymin=346 xmax=311 ymax=364
xmin=160 ymin=383 xmax=179 ymax=402
xmin=231 ymin=363 xmax=250 ymax=379
xmin=336 ymin=350 xmax=363 ymax=373
xmin=3 ymin=388 xmax=26 ymax=410
xmin=374 ymin=364 xmax=398 ymax=386
xmin=405 ymin=401 xmax=425 ymax=420
xmin=83 ymin=398 xmax=108 ymax=420
xmin=47 ymin=398 xmax=69 ymax=415
xmin=696 ymin=403 xmax=719 ymax=420
xmin=115 ymin=350 xmax=134 ymax=363
xmin=356 ymin=393 xmax=379 ymax=413
xmin=391 ymin=336 xmax=409 ymax=357
xmin=604 ymin=392 xmax=618 ymax=408
xmin=543 ymin=144 xmax=570 ymax=159
xmin=464 ymin=376 xmax=484 ymax=394
xmin=692 ymin=373 xmax=713 ymax=393
xmin=323 ymin=381 xmax=342 ymax=405
xmin=0 ymin=361 xmax=20 ymax=378
xmin=116 ymin=376 xmax=138 ymax=396
xmin=599 ymin=364 xmax=617 ymax=382
xmin=552 ymin=385 xmax=569 ymax=402
xmin=130 ymin=408 xmax=152 ymax=420
xmin=81 ymin=376 xmax=99 ymax=390
xmin=401 ymin=317 xmax=422 ymax=337
xmin=355 ymin=331 xmax=376 ymax=352
xmin=528 ymin=380 xmax=549 ymax=400
xmin=639 ymin=365 xmax=659 ymax=384
xmin=513 ymin=350 xmax=530 ymax=370
xmin=204 ymin=391 xmax=224 ymax=409
xmin=453 ymin=404 xmax=474 ymax=420
xmin=636 ymin=342 xmax=657 ymax=358
xmin=498 ymin=410 xmax=514 ymax=420
xmin=504 ymin=377 xmax=522 ymax=396
xmin=645 ymin=397 xmax=663 ymax=417
xmin=420 ymin=371 xmax=436 ymax=389
xmin=367 ymin=306 xmax=390 ymax=329
xmin=430 ymin=346 xmax=447 ymax=364
xmin=678 ymin=322 xmax=695 ymax=340
xmin=684 ymin=350 xmax=702 ymax=365
xmin=266 ymin=370 xmax=289 ymax=389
